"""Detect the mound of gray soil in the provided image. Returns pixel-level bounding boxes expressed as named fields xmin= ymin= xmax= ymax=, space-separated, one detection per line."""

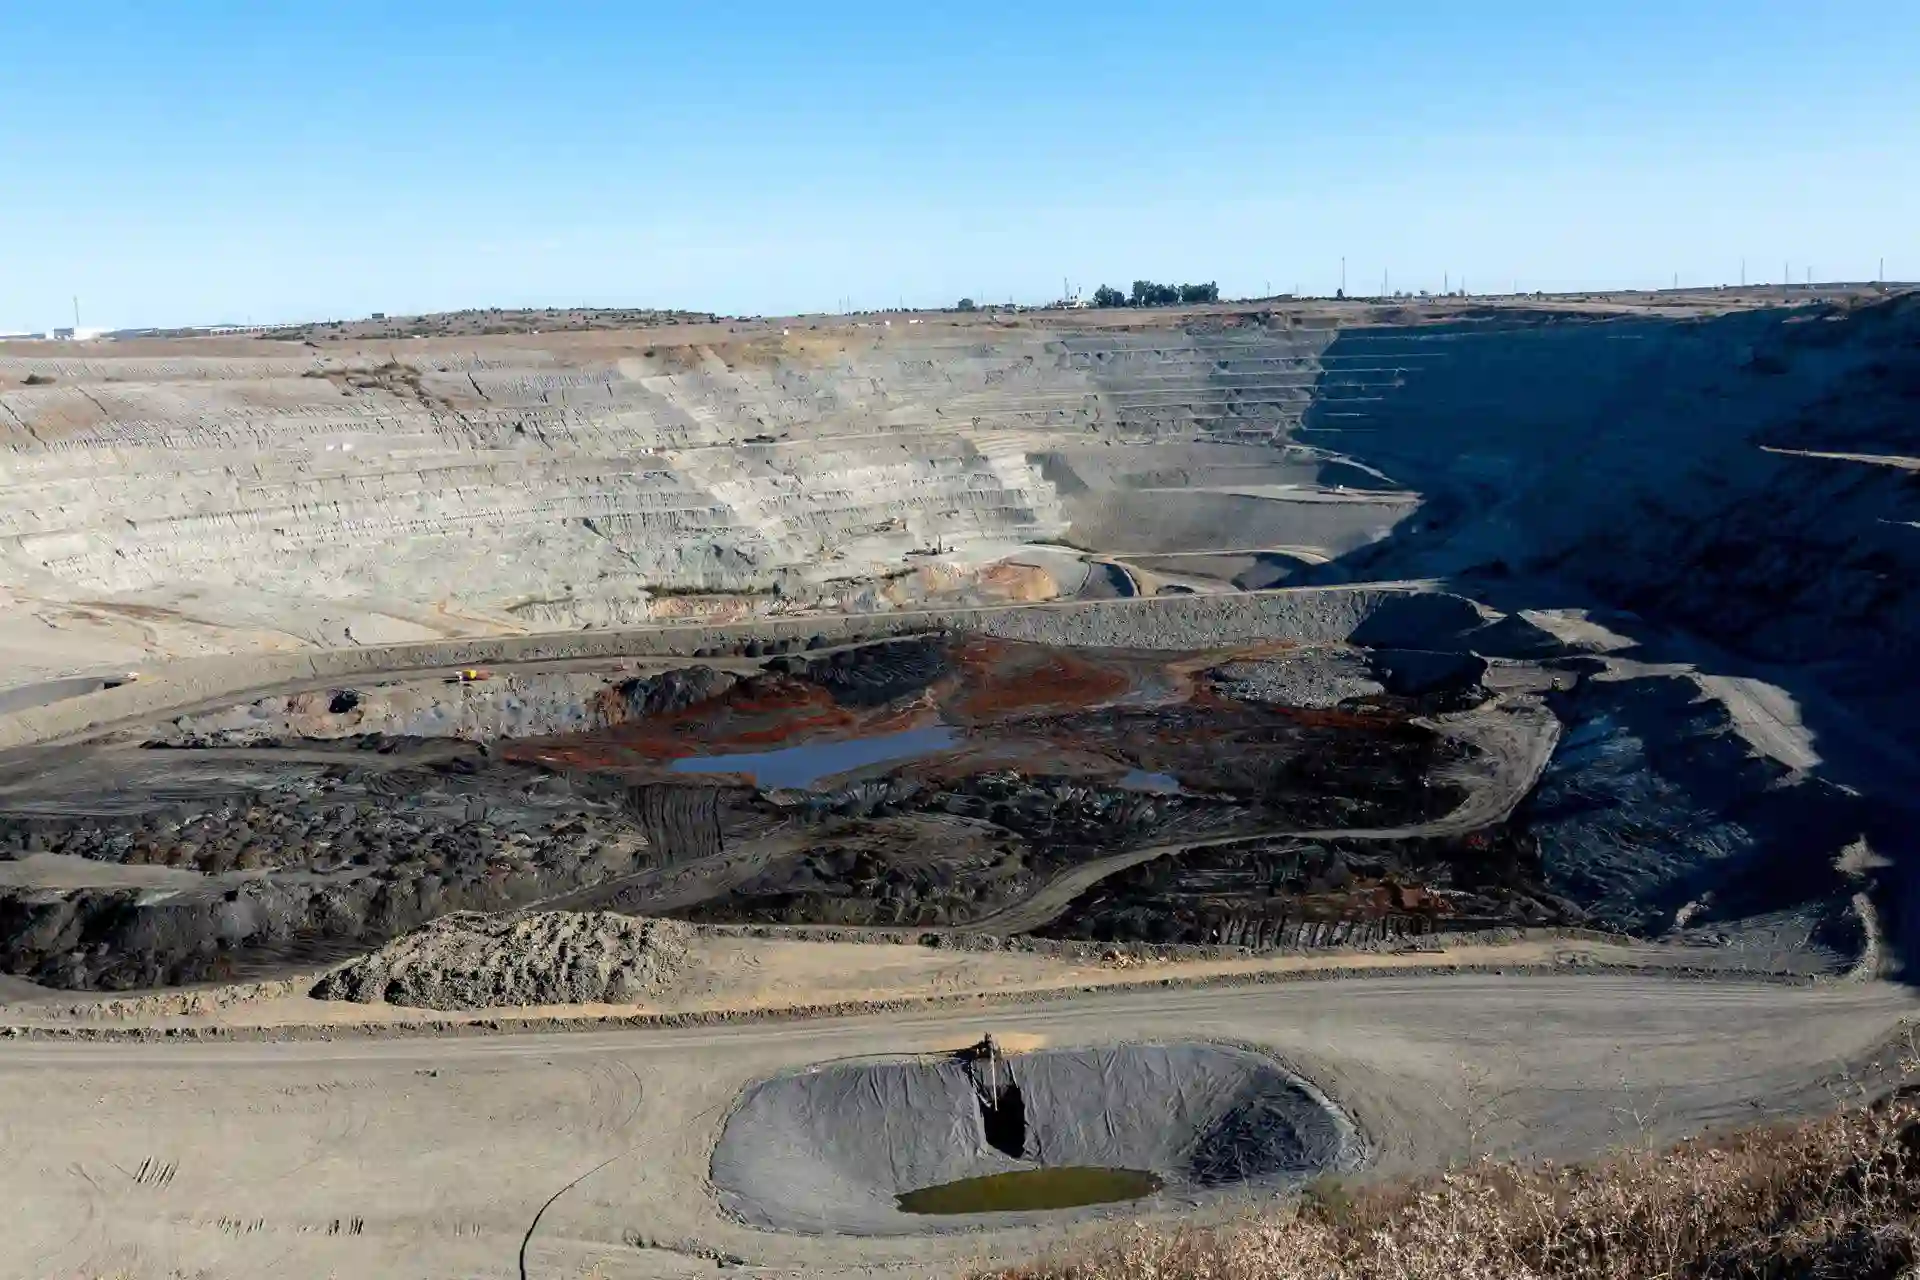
xmin=1207 ymin=648 xmax=1384 ymax=708
xmin=711 ymin=1041 xmax=1360 ymax=1234
xmin=312 ymin=911 xmax=690 ymax=1010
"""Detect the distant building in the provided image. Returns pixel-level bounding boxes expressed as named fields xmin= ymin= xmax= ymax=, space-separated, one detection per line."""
xmin=49 ymin=326 xmax=105 ymax=341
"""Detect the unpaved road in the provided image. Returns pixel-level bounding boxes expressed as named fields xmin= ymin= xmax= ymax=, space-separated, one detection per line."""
xmin=3 ymin=973 xmax=1911 ymax=1280
xmin=757 ymin=697 xmax=1557 ymax=938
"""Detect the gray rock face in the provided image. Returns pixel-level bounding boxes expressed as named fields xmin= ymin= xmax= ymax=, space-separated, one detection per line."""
xmin=311 ymin=910 xmax=689 ymax=1010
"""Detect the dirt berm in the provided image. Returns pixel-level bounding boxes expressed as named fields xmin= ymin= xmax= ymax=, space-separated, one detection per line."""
xmin=310 ymin=910 xmax=689 ymax=1010
xmin=709 ymin=1040 xmax=1360 ymax=1235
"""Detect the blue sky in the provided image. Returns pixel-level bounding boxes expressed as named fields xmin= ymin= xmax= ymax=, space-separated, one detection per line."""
xmin=2 ymin=2 xmax=1914 ymax=330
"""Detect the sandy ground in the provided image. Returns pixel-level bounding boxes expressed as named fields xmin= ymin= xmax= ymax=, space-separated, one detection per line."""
xmin=3 ymin=934 xmax=1611 ymax=1030
xmin=2 ymin=966 xmax=1911 ymax=1280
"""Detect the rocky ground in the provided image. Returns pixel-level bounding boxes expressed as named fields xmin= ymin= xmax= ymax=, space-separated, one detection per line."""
xmin=0 ymin=614 xmax=1866 ymax=989
xmin=311 ymin=910 xmax=690 ymax=1009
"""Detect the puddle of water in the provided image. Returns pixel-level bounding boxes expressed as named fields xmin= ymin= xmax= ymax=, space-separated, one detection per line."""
xmin=668 ymin=725 xmax=958 ymax=789
xmin=895 ymin=1166 xmax=1163 ymax=1215
xmin=1118 ymin=769 xmax=1181 ymax=794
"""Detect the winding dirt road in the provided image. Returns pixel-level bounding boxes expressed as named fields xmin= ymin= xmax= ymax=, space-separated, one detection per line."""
xmin=965 ymin=697 xmax=1559 ymax=934
xmin=3 ymin=971 xmax=1909 ymax=1280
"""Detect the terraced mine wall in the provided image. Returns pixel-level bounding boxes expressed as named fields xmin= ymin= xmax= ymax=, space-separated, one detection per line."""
xmin=0 ymin=319 xmax=1374 ymax=673
xmin=1304 ymin=302 xmax=1920 ymax=684
xmin=7 ymin=302 xmax=1912 ymax=703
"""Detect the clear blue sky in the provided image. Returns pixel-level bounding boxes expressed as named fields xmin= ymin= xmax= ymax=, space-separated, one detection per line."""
xmin=2 ymin=2 xmax=1914 ymax=330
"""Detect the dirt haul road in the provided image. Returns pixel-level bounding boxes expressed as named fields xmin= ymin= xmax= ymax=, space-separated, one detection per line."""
xmin=2 ymin=973 xmax=1912 ymax=1280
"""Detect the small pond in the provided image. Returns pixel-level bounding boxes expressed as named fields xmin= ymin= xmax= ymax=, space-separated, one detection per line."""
xmin=668 ymin=724 xmax=958 ymax=789
xmin=895 ymin=1166 xmax=1164 ymax=1215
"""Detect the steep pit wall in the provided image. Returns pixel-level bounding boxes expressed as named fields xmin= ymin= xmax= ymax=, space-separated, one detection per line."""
xmin=5 ymin=304 xmax=1911 ymax=696
xmin=0 ymin=321 xmax=1380 ymax=682
xmin=1285 ymin=296 xmax=1920 ymax=970
xmin=1301 ymin=299 xmax=1920 ymax=696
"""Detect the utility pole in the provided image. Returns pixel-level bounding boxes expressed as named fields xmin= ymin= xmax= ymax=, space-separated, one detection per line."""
xmin=1340 ymin=257 xmax=1346 ymax=295
xmin=1740 ymin=258 xmax=1745 ymax=287
xmin=1382 ymin=268 xmax=1389 ymax=298
xmin=1879 ymin=257 xmax=1885 ymax=282
xmin=72 ymin=296 xmax=80 ymax=328
xmin=1444 ymin=271 xmax=1449 ymax=295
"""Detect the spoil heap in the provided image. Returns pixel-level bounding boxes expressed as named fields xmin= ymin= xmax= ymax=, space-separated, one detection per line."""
xmin=312 ymin=910 xmax=689 ymax=1010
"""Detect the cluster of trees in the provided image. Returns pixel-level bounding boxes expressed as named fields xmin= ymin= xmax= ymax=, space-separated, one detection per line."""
xmin=949 ymin=281 xmax=1220 ymax=313
xmin=1091 ymin=281 xmax=1220 ymax=308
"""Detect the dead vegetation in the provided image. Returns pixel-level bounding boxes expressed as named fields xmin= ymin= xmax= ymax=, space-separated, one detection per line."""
xmin=989 ymin=1050 xmax=1920 ymax=1280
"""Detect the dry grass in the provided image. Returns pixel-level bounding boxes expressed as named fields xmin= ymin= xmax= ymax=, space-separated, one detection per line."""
xmin=990 ymin=1074 xmax=1920 ymax=1280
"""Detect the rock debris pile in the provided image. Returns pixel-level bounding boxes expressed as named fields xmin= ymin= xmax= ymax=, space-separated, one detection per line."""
xmin=312 ymin=910 xmax=690 ymax=1010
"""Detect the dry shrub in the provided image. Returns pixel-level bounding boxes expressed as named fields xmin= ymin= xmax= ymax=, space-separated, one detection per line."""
xmin=989 ymin=1094 xmax=1920 ymax=1280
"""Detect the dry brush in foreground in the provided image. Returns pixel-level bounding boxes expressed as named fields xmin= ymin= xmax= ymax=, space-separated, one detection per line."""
xmin=990 ymin=1079 xmax=1920 ymax=1279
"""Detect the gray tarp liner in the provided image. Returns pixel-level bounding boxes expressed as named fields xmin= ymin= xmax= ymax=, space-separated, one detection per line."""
xmin=711 ymin=1041 xmax=1360 ymax=1234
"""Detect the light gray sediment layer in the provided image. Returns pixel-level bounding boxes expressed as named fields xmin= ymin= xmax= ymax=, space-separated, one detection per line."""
xmin=709 ymin=1040 xmax=1360 ymax=1235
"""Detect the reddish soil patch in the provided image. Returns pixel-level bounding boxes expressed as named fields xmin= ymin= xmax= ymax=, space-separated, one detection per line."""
xmin=506 ymin=674 xmax=937 ymax=772
xmin=942 ymin=637 xmax=1135 ymax=722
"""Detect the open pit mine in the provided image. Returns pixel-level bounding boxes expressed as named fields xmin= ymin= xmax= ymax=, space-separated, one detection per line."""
xmin=1 ymin=293 xmax=1917 ymax=1279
